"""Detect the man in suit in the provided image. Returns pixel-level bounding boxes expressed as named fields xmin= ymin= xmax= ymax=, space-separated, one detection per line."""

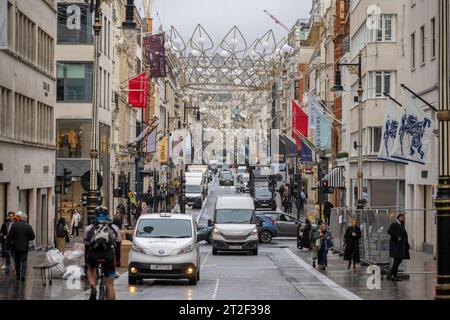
xmin=387 ymin=213 xmax=410 ymax=281
xmin=7 ymin=211 xmax=35 ymax=281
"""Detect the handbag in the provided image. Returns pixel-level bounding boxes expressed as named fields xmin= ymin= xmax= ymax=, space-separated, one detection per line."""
xmin=65 ymin=234 xmax=70 ymax=243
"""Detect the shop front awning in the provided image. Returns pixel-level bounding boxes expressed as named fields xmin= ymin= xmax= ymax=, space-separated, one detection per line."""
xmin=321 ymin=166 xmax=345 ymax=189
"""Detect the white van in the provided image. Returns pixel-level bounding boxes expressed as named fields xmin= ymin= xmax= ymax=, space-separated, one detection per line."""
xmin=185 ymin=177 xmax=203 ymax=209
xmin=128 ymin=213 xmax=202 ymax=285
xmin=209 ymin=196 xmax=260 ymax=255
xmin=186 ymin=171 xmax=208 ymax=199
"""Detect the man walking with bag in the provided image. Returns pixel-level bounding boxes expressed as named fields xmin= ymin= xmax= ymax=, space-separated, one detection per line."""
xmin=1 ymin=211 xmax=16 ymax=273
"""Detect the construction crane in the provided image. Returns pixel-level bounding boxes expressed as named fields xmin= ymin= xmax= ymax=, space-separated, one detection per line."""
xmin=263 ymin=10 xmax=291 ymax=32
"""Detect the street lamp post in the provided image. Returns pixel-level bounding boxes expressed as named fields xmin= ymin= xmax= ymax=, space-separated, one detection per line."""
xmin=332 ymin=52 xmax=364 ymax=209
xmin=435 ymin=0 xmax=450 ymax=300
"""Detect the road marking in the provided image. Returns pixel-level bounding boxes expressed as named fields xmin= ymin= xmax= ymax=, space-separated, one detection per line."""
xmin=283 ymin=248 xmax=362 ymax=300
xmin=200 ymin=252 xmax=210 ymax=271
xmin=212 ymin=279 xmax=220 ymax=300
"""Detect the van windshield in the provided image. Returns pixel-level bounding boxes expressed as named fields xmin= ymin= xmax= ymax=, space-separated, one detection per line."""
xmin=136 ymin=219 xmax=192 ymax=238
xmin=186 ymin=185 xmax=202 ymax=193
xmin=215 ymin=209 xmax=254 ymax=224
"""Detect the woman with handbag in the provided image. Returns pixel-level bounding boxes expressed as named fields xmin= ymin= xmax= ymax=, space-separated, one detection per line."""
xmin=317 ymin=224 xmax=333 ymax=270
xmin=55 ymin=217 xmax=70 ymax=253
xmin=343 ymin=218 xmax=362 ymax=272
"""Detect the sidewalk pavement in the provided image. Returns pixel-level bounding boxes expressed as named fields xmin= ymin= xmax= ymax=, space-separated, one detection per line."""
xmin=289 ymin=241 xmax=436 ymax=300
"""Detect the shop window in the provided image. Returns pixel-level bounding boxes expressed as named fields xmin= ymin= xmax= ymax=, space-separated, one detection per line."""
xmin=57 ymin=119 xmax=91 ymax=159
xmin=57 ymin=62 xmax=93 ymax=102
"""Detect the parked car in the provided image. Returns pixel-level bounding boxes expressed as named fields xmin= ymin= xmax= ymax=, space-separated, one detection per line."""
xmin=128 ymin=212 xmax=201 ymax=285
xmin=255 ymin=213 xmax=279 ymax=243
xmin=259 ymin=211 xmax=301 ymax=237
xmin=219 ymin=171 xmax=234 ymax=186
xmin=252 ymin=187 xmax=276 ymax=210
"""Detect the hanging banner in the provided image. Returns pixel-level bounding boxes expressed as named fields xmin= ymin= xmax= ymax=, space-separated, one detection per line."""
xmin=307 ymin=92 xmax=323 ymax=129
xmin=143 ymin=33 xmax=166 ymax=78
xmin=184 ymin=132 xmax=192 ymax=164
xmin=158 ymin=137 xmax=169 ymax=164
xmin=170 ymin=129 xmax=189 ymax=165
xmin=292 ymin=100 xmax=308 ymax=137
xmin=378 ymin=100 xmax=408 ymax=164
xmin=391 ymin=93 xmax=434 ymax=165
xmin=128 ymin=73 xmax=148 ymax=108
xmin=300 ymin=139 xmax=314 ymax=162
xmin=146 ymin=128 xmax=157 ymax=153
xmin=315 ymin=113 xmax=332 ymax=150
xmin=0 ymin=0 xmax=7 ymax=49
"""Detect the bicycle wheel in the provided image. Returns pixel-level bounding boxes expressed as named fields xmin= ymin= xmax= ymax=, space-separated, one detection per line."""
xmin=98 ymin=281 xmax=106 ymax=300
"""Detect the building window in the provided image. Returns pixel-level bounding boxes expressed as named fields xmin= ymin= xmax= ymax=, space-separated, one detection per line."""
xmin=368 ymin=71 xmax=395 ymax=98
xmin=372 ymin=127 xmax=382 ymax=154
xmin=14 ymin=93 xmax=35 ymax=143
xmin=420 ymin=25 xmax=425 ymax=65
xmin=368 ymin=15 xmax=396 ymax=43
xmin=37 ymin=102 xmax=54 ymax=145
xmin=431 ymin=18 xmax=436 ymax=59
xmin=411 ymin=32 xmax=416 ymax=70
xmin=57 ymin=3 xmax=93 ymax=44
xmin=57 ymin=119 xmax=91 ymax=158
xmin=57 ymin=62 xmax=93 ymax=102
xmin=7 ymin=1 xmax=13 ymax=49
xmin=0 ymin=86 xmax=13 ymax=139
xmin=15 ymin=10 xmax=36 ymax=64
xmin=37 ymin=28 xmax=54 ymax=74
xmin=294 ymin=80 xmax=299 ymax=100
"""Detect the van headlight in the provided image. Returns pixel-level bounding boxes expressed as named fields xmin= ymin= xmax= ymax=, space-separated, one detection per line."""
xmin=212 ymin=228 xmax=222 ymax=236
xmin=249 ymin=228 xmax=258 ymax=235
xmin=178 ymin=244 xmax=194 ymax=255
xmin=132 ymin=243 xmax=147 ymax=254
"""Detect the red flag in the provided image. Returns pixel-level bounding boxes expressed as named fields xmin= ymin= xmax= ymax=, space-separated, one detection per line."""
xmin=128 ymin=73 xmax=148 ymax=108
xmin=292 ymin=100 xmax=308 ymax=137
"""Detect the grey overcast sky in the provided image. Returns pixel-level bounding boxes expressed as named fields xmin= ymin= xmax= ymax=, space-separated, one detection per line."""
xmin=136 ymin=0 xmax=312 ymax=43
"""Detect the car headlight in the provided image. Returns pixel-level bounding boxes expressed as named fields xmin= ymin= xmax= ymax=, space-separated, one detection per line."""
xmin=132 ymin=243 xmax=147 ymax=254
xmin=178 ymin=244 xmax=194 ymax=255
xmin=249 ymin=228 xmax=258 ymax=235
xmin=213 ymin=228 xmax=222 ymax=236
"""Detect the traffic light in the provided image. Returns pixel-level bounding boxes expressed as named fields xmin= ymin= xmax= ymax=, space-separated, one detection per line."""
xmin=81 ymin=192 xmax=88 ymax=206
xmin=63 ymin=168 xmax=72 ymax=194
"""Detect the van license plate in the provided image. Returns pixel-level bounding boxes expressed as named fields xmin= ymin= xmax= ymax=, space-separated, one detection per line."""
xmin=229 ymin=246 xmax=242 ymax=250
xmin=150 ymin=265 xmax=172 ymax=271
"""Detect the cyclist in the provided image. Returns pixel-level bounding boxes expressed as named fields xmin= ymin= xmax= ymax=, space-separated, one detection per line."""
xmin=84 ymin=206 xmax=121 ymax=300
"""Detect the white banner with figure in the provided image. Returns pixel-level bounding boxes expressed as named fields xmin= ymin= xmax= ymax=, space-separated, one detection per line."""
xmin=378 ymin=100 xmax=408 ymax=164
xmin=307 ymin=92 xmax=323 ymax=129
xmin=0 ymin=0 xmax=7 ymax=49
xmin=391 ymin=94 xmax=435 ymax=165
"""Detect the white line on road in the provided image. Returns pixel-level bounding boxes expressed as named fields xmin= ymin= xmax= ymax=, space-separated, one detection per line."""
xmin=284 ymin=248 xmax=362 ymax=300
xmin=212 ymin=279 xmax=220 ymax=300
xmin=200 ymin=252 xmax=210 ymax=271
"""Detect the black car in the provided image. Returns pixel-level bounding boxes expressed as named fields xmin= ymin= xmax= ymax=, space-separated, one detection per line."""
xmin=253 ymin=188 xmax=276 ymax=210
xmin=219 ymin=171 xmax=234 ymax=186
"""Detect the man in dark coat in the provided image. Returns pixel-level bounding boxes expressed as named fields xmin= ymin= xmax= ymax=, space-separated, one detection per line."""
xmin=1 ymin=211 xmax=16 ymax=273
xmin=323 ymin=200 xmax=334 ymax=225
xmin=343 ymin=218 xmax=362 ymax=271
xmin=7 ymin=212 xmax=35 ymax=281
xmin=387 ymin=213 xmax=410 ymax=281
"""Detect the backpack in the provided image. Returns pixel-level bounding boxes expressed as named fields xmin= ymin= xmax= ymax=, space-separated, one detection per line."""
xmin=87 ymin=222 xmax=116 ymax=251
xmin=56 ymin=224 xmax=66 ymax=238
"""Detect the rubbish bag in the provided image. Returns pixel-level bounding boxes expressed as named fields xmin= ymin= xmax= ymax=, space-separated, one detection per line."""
xmin=63 ymin=265 xmax=85 ymax=280
xmin=46 ymin=249 xmax=65 ymax=278
xmin=64 ymin=249 xmax=84 ymax=268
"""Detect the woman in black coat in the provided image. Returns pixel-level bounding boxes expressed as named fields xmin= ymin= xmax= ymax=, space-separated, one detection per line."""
xmin=387 ymin=213 xmax=410 ymax=281
xmin=298 ymin=219 xmax=312 ymax=250
xmin=343 ymin=218 xmax=362 ymax=271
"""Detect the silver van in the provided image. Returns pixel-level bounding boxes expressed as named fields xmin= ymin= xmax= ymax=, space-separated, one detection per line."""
xmin=209 ymin=196 xmax=261 ymax=255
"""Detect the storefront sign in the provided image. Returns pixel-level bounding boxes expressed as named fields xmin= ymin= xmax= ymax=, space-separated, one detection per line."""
xmin=158 ymin=137 xmax=169 ymax=164
xmin=143 ymin=34 xmax=166 ymax=78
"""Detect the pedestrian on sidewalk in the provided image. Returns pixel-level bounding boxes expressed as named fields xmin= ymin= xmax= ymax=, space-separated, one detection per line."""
xmin=55 ymin=217 xmax=70 ymax=253
xmin=317 ymin=224 xmax=333 ymax=271
xmin=387 ymin=213 xmax=410 ymax=281
xmin=7 ymin=212 xmax=35 ymax=281
xmin=343 ymin=218 xmax=362 ymax=272
xmin=159 ymin=186 xmax=167 ymax=212
xmin=310 ymin=221 xmax=320 ymax=268
xmin=323 ymin=200 xmax=334 ymax=226
xmin=298 ymin=219 xmax=312 ymax=250
xmin=282 ymin=185 xmax=290 ymax=213
xmin=70 ymin=210 xmax=82 ymax=237
xmin=1 ymin=211 xmax=16 ymax=273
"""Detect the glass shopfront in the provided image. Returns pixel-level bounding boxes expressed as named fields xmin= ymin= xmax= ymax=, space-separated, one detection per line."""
xmin=57 ymin=119 xmax=91 ymax=159
xmin=60 ymin=179 xmax=84 ymax=223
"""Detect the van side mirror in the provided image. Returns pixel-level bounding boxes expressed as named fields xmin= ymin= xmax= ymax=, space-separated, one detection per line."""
xmin=207 ymin=219 xmax=214 ymax=227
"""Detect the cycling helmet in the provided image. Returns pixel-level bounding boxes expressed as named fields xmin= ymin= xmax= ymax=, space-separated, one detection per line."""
xmin=95 ymin=206 xmax=110 ymax=222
